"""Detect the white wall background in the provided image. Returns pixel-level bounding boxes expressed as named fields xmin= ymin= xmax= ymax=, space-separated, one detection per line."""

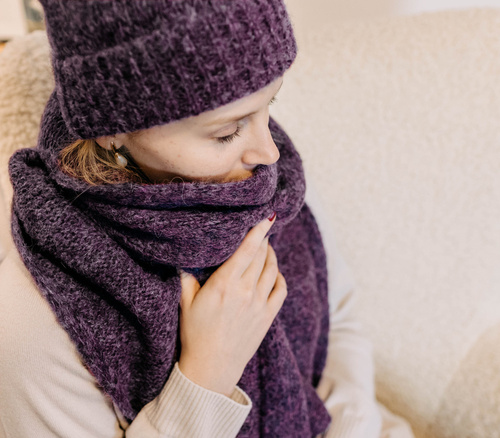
xmin=398 ymin=0 xmax=500 ymax=14
xmin=285 ymin=0 xmax=499 ymax=46
xmin=0 ymin=0 xmax=27 ymax=40
xmin=2 ymin=0 xmax=500 ymax=41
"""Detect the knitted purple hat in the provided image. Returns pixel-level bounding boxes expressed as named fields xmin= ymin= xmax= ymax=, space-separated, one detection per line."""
xmin=38 ymin=0 xmax=298 ymax=140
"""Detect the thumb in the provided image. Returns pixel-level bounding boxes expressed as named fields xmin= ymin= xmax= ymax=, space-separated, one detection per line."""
xmin=178 ymin=269 xmax=201 ymax=305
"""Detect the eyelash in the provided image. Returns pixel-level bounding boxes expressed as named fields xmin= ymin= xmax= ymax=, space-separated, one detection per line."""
xmin=217 ymin=125 xmax=242 ymax=145
xmin=215 ymin=96 xmax=278 ymax=145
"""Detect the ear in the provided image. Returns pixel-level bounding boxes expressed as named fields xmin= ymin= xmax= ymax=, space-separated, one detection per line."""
xmin=95 ymin=135 xmax=114 ymax=151
xmin=95 ymin=133 xmax=128 ymax=151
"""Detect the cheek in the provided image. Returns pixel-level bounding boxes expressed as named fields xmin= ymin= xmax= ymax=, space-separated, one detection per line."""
xmin=138 ymin=133 xmax=240 ymax=176
xmin=132 ymin=140 xmax=179 ymax=172
xmin=179 ymin=148 xmax=227 ymax=171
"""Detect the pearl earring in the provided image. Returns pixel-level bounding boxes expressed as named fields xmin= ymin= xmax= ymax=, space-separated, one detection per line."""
xmin=110 ymin=141 xmax=128 ymax=168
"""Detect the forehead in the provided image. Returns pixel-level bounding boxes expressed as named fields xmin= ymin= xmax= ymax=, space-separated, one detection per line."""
xmin=141 ymin=76 xmax=284 ymax=136
xmin=196 ymin=77 xmax=284 ymax=128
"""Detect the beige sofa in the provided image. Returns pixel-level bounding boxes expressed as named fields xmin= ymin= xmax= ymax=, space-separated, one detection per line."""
xmin=1 ymin=8 xmax=499 ymax=438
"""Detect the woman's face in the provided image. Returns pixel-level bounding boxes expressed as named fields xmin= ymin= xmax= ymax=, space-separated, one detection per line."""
xmin=96 ymin=75 xmax=284 ymax=184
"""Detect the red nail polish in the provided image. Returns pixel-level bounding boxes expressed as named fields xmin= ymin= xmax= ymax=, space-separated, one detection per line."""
xmin=267 ymin=211 xmax=277 ymax=221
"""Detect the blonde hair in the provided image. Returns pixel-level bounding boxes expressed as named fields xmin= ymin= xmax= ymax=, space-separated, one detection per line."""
xmin=57 ymin=136 xmax=147 ymax=185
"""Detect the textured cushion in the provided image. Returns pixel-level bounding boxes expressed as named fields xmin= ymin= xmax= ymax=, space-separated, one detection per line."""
xmin=0 ymin=30 xmax=53 ymax=261
xmin=270 ymin=8 xmax=500 ymax=438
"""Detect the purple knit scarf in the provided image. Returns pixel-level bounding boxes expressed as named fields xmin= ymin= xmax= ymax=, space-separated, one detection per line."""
xmin=8 ymin=91 xmax=332 ymax=436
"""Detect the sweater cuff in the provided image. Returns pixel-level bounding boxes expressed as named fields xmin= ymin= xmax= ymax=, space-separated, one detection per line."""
xmin=323 ymin=414 xmax=371 ymax=437
xmin=137 ymin=361 xmax=252 ymax=437
xmin=322 ymin=399 xmax=382 ymax=438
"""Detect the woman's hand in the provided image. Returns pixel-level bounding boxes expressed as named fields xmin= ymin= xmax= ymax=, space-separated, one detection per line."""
xmin=177 ymin=213 xmax=287 ymax=397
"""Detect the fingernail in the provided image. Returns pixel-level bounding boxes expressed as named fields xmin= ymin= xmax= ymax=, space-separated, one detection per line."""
xmin=267 ymin=211 xmax=277 ymax=221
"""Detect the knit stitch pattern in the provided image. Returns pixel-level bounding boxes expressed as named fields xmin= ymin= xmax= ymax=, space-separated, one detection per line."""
xmin=8 ymin=91 xmax=331 ymax=437
xmin=38 ymin=0 xmax=298 ymax=139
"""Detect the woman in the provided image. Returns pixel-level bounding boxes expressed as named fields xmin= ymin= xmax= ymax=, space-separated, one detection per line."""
xmin=0 ymin=0 xmax=415 ymax=437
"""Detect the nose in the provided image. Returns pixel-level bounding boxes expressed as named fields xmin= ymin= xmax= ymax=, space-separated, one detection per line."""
xmin=241 ymin=121 xmax=280 ymax=168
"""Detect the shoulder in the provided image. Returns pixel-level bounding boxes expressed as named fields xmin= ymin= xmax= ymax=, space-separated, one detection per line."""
xmin=0 ymin=248 xmax=120 ymax=437
xmin=0 ymin=248 xmax=53 ymax=350
xmin=0 ymin=248 xmax=87 ymax=389
xmin=0 ymin=248 xmax=69 ymax=354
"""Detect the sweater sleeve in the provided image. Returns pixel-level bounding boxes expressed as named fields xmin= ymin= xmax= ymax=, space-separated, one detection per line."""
xmin=0 ymin=248 xmax=252 ymax=438
xmin=306 ymin=183 xmax=415 ymax=438
xmin=316 ymin=287 xmax=383 ymax=438
xmin=124 ymin=361 xmax=252 ymax=437
xmin=313 ymin=224 xmax=383 ymax=437
xmin=306 ymin=205 xmax=414 ymax=438
xmin=302 ymin=178 xmax=383 ymax=438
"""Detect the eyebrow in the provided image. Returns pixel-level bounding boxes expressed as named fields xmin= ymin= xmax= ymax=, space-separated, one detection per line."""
xmin=205 ymin=79 xmax=284 ymax=127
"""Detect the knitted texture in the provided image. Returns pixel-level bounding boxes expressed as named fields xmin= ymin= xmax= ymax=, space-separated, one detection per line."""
xmin=8 ymin=91 xmax=332 ymax=437
xmin=38 ymin=0 xmax=298 ymax=139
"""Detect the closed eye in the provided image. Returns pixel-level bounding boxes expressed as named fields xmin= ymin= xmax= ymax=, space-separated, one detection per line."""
xmin=215 ymin=96 xmax=278 ymax=145
xmin=216 ymin=125 xmax=242 ymax=144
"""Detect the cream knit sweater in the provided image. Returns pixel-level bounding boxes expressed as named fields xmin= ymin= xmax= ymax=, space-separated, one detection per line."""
xmin=0 ymin=178 xmax=414 ymax=438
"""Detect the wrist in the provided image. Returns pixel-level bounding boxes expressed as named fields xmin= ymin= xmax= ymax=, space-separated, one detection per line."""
xmin=177 ymin=358 xmax=238 ymax=398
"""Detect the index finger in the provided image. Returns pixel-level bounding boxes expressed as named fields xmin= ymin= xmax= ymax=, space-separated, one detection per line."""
xmin=218 ymin=212 xmax=277 ymax=280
